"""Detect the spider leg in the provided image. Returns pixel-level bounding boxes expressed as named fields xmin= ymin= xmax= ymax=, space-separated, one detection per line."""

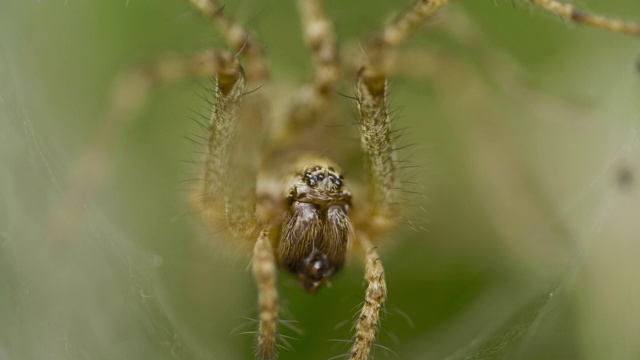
xmin=354 ymin=69 xmax=398 ymax=235
xmin=187 ymin=0 xmax=268 ymax=83
xmin=187 ymin=0 xmax=269 ymax=238
xmin=361 ymin=0 xmax=449 ymax=82
xmin=350 ymin=232 xmax=387 ymax=360
xmin=353 ymin=0 xmax=449 ymax=236
xmin=44 ymin=49 xmax=243 ymax=243
xmin=276 ymin=0 xmax=340 ymax=141
xmin=45 ymin=0 xmax=271 ymax=244
xmin=187 ymin=3 xmax=276 ymax=357
xmin=252 ymin=227 xmax=279 ymax=360
xmin=190 ymin=56 xmax=264 ymax=238
xmin=529 ymin=0 xmax=640 ymax=36
xmin=348 ymin=3 xmax=447 ymax=357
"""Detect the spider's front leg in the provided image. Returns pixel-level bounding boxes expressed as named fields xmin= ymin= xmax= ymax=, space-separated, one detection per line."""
xmin=252 ymin=228 xmax=278 ymax=360
xmin=187 ymin=0 xmax=267 ymax=238
xmin=351 ymin=233 xmax=387 ymax=360
xmin=350 ymin=1 xmax=450 ymax=358
xmin=350 ymin=67 xmax=395 ymax=360
xmin=44 ymin=48 xmax=252 ymax=244
xmin=356 ymin=0 xmax=449 ymax=233
xmin=191 ymin=54 xmax=277 ymax=359
xmin=185 ymin=2 xmax=277 ymax=357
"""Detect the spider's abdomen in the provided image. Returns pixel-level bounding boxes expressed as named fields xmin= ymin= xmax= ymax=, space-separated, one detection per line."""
xmin=277 ymin=162 xmax=353 ymax=293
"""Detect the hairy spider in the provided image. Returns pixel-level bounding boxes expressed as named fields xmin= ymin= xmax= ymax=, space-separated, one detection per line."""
xmin=44 ymin=0 xmax=640 ymax=359
xmin=184 ymin=2 xmax=640 ymax=359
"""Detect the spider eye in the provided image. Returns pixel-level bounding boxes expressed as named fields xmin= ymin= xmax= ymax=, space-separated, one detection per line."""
xmin=317 ymin=173 xmax=325 ymax=181
xmin=304 ymin=173 xmax=317 ymax=187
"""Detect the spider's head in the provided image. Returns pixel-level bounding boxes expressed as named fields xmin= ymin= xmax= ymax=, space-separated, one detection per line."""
xmin=279 ymin=161 xmax=353 ymax=293
xmin=302 ymin=165 xmax=344 ymax=195
xmin=286 ymin=162 xmax=351 ymax=210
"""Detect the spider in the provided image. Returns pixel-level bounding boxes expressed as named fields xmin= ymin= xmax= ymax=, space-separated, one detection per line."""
xmin=44 ymin=0 xmax=640 ymax=359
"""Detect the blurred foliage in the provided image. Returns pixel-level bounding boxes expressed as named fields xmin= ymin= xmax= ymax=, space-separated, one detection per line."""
xmin=1 ymin=1 xmax=640 ymax=359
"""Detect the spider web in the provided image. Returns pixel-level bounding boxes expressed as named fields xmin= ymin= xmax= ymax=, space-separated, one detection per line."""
xmin=435 ymin=123 xmax=640 ymax=360
xmin=395 ymin=30 xmax=640 ymax=360
xmin=0 ymin=4 xmax=246 ymax=359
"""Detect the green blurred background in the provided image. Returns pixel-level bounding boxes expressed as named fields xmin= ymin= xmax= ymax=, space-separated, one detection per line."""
xmin=1 ymin=0 xmax=640 ymax=359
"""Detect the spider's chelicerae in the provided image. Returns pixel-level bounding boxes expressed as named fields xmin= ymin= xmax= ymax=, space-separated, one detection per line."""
xmin=53 ymin=0 xmax=639 ymax=359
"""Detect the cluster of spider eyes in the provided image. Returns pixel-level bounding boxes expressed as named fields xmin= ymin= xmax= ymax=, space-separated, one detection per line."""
xmin=303 ymin=166 xmax=344 ymax=189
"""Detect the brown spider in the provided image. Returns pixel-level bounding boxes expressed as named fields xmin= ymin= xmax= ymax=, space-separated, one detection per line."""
xmin=184 ymin=2 xmax=640 ymax=358
xmin=43 ymin=0 xmax=640 ymax=359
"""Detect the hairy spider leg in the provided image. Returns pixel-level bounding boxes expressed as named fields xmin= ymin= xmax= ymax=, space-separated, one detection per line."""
xmin=186 ymin=1 xmax=276 ymax=357
xmin=252 ymin=228 xmax=279 ymax=360
xmin=350 ymin=232 xmax=387 ymax=360
xmin=530 ymin=0 xmax=640 ymax=36
xmin=350 ymin=1 xmax=450 ymax=358
xmin=277 ymin=0 xmax=341 ymax=141
xmin=44 ymin=48 xmax=245 ymax=244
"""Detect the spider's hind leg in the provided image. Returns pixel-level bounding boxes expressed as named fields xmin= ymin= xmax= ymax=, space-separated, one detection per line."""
xmin=276 ymin=0 xmax=341 ymax=142
xmin=187 ymin=0 xmax=268 ymax=82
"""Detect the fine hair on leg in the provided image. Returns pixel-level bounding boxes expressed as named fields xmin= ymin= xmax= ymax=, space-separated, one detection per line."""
xmin=187 ymin=0 xmax=268 ymax=83
xmin=187 ymin=0 xmax=269 ymax=238
xmin=252 ymin=228 xmax=279 ymax=360
xmin=355 ymin=0 xmax=449 ymax=234
xmin=350 ymin=232 xmax=387 ymax=360
xmin=280 ymin=0 xmax=341 ymax=139
xmin=46 ymin=48 xmax=246 ymax=243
